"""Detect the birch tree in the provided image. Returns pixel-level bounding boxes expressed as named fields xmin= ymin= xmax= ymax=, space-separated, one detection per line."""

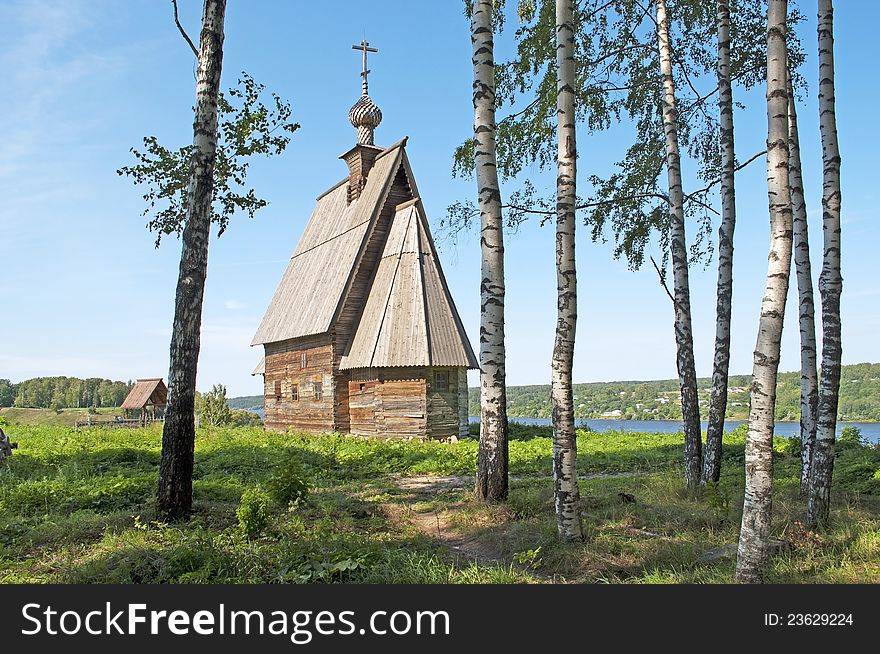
xmin=471 ymin=0 xmax=510 ymax=502
xmin=157 ymin=0 xmax=227 ymax=518
xmin=656 ymin=0 xmax=702 ymax=491
xmin=702 ymin=0 xmax=736 ymax=486
xmin=735 ymin=0 xmax=793 ymax=583
xmin=786 ymin=71 xmax=819 ymax=495
xmin=551 ymin=0 xmax=584 ymax=541
xmin=807 ymin=0 xmax=843 ymax=529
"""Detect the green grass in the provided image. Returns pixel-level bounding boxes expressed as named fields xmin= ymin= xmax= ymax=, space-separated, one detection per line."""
xmin=0 ymin=407 xmax=123 ymax=427
xmin=1 ymin=421 xmax=878 ymax=583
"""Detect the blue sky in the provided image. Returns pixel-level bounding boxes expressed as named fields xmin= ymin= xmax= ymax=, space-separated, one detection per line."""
xmin=0 ymin=0 xmax=876 ymax=397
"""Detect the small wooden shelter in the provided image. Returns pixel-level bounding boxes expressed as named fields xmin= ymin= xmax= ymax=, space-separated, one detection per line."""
xmin=252 ymin=44 xmax=477 ymax=439
xmin=121 ymin=378 xmax=167 ymax=425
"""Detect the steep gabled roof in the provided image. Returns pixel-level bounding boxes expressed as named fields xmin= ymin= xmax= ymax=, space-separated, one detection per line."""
xmin=340 ymin=199 xmax=479 ymax=370
xmin=251 ymin=142 xmax=406 ymax=345
xmin=121 ymin=378 xmax=167 ymax=409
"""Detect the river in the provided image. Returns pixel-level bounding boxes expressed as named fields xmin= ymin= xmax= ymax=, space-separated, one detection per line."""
xmin=469 ymin=416 xmax=880 ymax=443
xmin=249 ymin=406 xmax=877 ymax=442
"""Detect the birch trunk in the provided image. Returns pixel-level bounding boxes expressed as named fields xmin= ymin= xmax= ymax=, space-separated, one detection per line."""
xmin=156 ymin=0 xmax=226 ymax=519
xmin=807 ymin=0 xmax=843 ymax=529
xmin=735 ymin=0 xmax=792 ymax=583
xmin=787 ymin=73 xmax=819 ymax=496
xmin=657 ymin=0 xmax=702 ymax=490
xmin=551 ymin=0 xmax=583 ymax=541
xmin=471 ymin=0 xmax=509 ymax=502
xmin=703 ymin=0 xmax=736 ymax=486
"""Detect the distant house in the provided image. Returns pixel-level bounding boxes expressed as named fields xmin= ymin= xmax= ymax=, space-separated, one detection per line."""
xmin=121 ymin=378 xmax=167 ymax=425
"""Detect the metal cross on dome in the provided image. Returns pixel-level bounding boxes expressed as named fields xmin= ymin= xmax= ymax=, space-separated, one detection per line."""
xmin=352 ymin=40 xmax=378 ymax=94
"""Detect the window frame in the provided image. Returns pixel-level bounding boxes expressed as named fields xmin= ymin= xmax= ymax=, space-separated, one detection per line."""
xmin=434 ymin=371 xmax=449 ymax=391
xmin=291 ymin=384 xmax=299 ymax=401
xmin=300 ymin=352 xmax=307 ymax=369
xmin=314 ymin=381 xmax=323 ymax=402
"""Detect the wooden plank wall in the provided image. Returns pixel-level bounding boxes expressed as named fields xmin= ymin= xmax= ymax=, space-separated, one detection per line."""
xmin=426 ymin=366 xmax=463 ymax=440
xmin=264 ymin=335 xmax=335 ymax=432
xmin=348 ymin=368 xmax=427 ymax=438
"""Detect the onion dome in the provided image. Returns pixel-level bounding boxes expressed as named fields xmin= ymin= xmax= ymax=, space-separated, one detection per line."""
xmin=348 ymin=94 xmax=382 ymax=145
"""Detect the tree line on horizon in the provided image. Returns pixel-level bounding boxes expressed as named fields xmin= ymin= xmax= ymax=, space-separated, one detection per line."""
xmin=0 ymin=377 xmax=132 ymax=411
xmin=467 ymin=362 xmax=880 ymax=422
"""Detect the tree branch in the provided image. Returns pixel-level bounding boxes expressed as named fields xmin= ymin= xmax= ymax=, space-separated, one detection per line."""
xmin=172 ymin=0 xmax=199 ymax=59
xmin=650 ymin=256 xmax=676 ymax=305
xmin=685 ymin=149 xmax=767 ymax=200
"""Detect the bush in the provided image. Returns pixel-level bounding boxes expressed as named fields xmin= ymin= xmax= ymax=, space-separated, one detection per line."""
xmin=838 ymin=425 xmax=864 ymax=450
xmin=264 ymin=457 xmax=310 ymax=507
xmin=230 ymin=409 xmax=263 ymax=428
xmin=236 ymin=487 xmax=272 ymax=539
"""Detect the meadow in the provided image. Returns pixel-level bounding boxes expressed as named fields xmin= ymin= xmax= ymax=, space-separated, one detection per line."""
xmin=1 ymin=419 xmax=878 ymax=583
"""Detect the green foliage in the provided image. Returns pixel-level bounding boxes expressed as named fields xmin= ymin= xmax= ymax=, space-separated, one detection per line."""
xmin=839 ymin=425 xmax=864 ymax=449
xmin=0 ymin=423 xmax=878 ymax=583
xmin=703 ymin=481 xmax=730 ymax=514
xmin=196 ymin=384 xmax=232 ymax=427
xmin=236 ymin=487 xmax=272 ymax=539
xmin=118 ymin=73 xmax=299 ymax=247
xmin=229 ymin=409 xmax=262 ymax=427
xmin=446 ymin=0 xmax=807 ymax=270
xmin=512 ymin=546 xmax=543 ymax=570
xmin=466 ymin=362 xmax=880 ymax=422
xmin=264 ymin=456 xmax=310 ymax=507
xmin=8 ymin=376 xmax=131 ymax=410
xmin=0 ymin=379 xmax=14 ymax=408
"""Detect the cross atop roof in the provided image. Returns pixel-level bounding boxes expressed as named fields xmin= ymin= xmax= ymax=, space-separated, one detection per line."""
xmin=352 ymin=40 xmax=378 ymax=94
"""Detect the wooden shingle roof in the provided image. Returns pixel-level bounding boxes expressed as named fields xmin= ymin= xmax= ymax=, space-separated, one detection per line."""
xmin=251 ymin=142 xmax=406 ymax=345
xmin=340 ymin=199 xmax=478 ymax=370
xmin=121 ymin=378 xmax=167 ymax=409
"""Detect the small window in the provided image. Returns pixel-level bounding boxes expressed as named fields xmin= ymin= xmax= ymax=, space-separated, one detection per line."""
xmin=359 ymin=383 xmax=366 ymax=392
xmin=291 ymin=385 xmax=299 ymax=401
xmin=435 ymin=371 xmax=449 ymax=391
xmin=274 ymin=380 xmax=282 ymax=402
xmin=301 ymin=352 xmax=307 ymax=369
xmin=314 ymin=382 xmax=323 ymax=401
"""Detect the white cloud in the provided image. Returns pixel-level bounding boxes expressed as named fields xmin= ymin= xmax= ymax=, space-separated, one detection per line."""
xmin=224 ymin=299 xmax=246 ymax=310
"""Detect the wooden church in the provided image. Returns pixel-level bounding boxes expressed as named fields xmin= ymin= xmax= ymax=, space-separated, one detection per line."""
xmin=252 ymin=42 xmax=478 ymax=439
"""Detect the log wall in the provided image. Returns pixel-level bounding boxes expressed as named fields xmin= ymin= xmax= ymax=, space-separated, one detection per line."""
xmin=263 ymin=335 xmax=335 ymax=432
xmin=348 ymin=368 xmax=427 ymax=438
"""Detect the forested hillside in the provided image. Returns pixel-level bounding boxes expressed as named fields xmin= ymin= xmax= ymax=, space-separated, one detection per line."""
xmin=466 ymin=363 xmax=880 ymax=422
xmin=0 ymin=377 xmax=132 ymax=410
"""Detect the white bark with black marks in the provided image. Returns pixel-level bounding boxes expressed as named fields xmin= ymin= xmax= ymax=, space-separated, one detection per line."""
xmin=736 ymin=0 xmax=792 ymax=584
xmin=471 ymin=0 xmax=509 ymax=502
xmin=787 ymin=72 xmax=819 ymax=496
xmin=551 ymin=0 xmax=583 ymax=542
xmin=703 ymin=0 xmax=736 ymax=486
xmin=808 ymin=0 xmax=843 ymax=529
xmin=157 ymin=0 xmax=226 ymax=519
xmin=656 ymin=0 xmax=701 ymax=490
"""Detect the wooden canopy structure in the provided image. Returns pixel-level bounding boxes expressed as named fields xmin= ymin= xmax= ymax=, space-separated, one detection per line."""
xmin=121 ymin=378 xmax=167 ymax=425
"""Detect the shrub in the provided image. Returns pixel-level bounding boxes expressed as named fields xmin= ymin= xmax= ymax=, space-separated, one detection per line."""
xmin=236 ymin=487 xmax=272 ymax=538
xmin=838 ymin=425 xmax=864 ymax=450
xmin=230 ymin=409 xmax=262 ymax=428
xmin=264 ymin=457 xmax=310 ymax=507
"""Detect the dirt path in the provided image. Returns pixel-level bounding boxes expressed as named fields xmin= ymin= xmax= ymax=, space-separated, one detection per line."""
xmin=386 ymin=474 xmax=508 ymax=567
xmin=385 ymin=471 xmax=648 ymax=576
